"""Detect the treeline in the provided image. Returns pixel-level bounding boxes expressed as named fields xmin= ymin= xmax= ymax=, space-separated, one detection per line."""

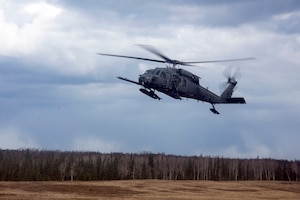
xmin=0 ymin=149 xmax=299 ymax=181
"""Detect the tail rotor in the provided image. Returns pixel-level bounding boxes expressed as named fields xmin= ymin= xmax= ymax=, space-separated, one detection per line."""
xmin=219 ymin=66 xmax=241 ymax=91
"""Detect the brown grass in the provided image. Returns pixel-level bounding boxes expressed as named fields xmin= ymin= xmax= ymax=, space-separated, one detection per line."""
xmin=0 ymin=180 xmax=299 ymax=200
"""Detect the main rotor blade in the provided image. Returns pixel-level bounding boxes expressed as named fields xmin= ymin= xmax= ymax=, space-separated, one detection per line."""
xmin=97 ymin=53 xmax=165 ymax=63
xmin=138 ymin=45 xmax=255 ymax=65
xmin=137 ymin=45 xmax=199 ymax=66
xmin=137 ymin=44 xmax=173 ymax=63
xmin=184 ymin=57 xmax=256 ymax=64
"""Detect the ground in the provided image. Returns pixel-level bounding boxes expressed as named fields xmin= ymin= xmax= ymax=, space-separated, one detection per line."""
xmin=0 ymin=180 xmax=299 ymax=200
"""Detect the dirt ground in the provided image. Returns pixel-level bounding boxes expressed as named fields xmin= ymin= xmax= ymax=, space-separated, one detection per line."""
xmin=0 ymin=180 xmax=299 ymax=200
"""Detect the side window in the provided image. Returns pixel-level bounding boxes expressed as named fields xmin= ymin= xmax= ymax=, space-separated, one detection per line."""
xmin=160 ymin=71 xmax=166 ymax=78
xmin=183 ymin=78 xmax=187 ymax=87
xmin=155 ymin=70 xmax=160 ymax=75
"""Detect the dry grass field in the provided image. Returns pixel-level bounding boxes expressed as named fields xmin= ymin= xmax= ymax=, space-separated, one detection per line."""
xmin=0 ymin=180 xmax=299 ymax=200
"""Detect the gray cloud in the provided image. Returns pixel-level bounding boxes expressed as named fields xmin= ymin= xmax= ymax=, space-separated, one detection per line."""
xmin=0 ymin=0 xmax=299 ymax=160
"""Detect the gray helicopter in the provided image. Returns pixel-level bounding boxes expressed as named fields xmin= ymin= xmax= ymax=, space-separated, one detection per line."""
xmin=98 ymin=45 xmax=254 ymax=114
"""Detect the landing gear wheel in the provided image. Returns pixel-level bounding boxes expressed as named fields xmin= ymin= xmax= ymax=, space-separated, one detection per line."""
xmin=210 ymin=104 xmax=220 ymax=114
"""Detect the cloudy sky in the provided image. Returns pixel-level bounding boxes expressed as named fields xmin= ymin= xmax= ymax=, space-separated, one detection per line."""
xmin=0 ymin=0 xmax=299 ymax=160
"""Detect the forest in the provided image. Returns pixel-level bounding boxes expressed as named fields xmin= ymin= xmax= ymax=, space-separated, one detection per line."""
xmin=0 ymin=149 xmax=299 ymax=181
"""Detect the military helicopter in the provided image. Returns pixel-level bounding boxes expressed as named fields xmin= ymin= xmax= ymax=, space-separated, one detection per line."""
xmin=98 ymin=45 xmax=254 ymax=114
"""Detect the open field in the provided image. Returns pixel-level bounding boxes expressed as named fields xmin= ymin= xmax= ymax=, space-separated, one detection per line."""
xmin=0 ymin=180 xmax=299 ymax=200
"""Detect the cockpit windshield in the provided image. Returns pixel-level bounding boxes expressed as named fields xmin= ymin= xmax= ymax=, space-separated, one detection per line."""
xmin=145 ymin=70 xmax=153 ymax=74
xmin=155 ymin=70 xmax=161 ymax=75
xmin=144 ymin=68 xmax=163 ymax=76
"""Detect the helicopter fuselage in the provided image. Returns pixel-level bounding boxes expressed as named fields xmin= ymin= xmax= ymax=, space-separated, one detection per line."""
xmin=138 ymin=67 xmax=222 ymax=103
xmin=99 ymin=44 xmax=249 ymax=114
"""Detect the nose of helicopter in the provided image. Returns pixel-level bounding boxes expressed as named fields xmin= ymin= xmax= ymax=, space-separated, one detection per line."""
xmin=139 ymin=74 xmax=156 ymax=86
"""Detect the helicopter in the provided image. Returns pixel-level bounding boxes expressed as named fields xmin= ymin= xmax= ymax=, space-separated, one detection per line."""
xmin=98 ymin=45 xmax=254 ymax=114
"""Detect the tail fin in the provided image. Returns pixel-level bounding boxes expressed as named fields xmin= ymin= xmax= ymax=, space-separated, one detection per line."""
xmin=220 ymin=79 xmax=236 ymax=99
